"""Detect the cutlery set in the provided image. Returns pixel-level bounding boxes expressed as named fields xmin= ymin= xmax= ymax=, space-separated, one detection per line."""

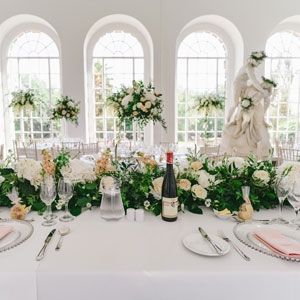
xmin=36 ymin=226 xmax=70 ymax=261
xmin=198 ymin=226 xmax=250 ymax=261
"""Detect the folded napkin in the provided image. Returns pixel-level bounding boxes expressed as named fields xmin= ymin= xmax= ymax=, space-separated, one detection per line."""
xmin=0 ymin=225 xmax=13 ymax=240
xmin=254 ymin=229 xmax=300 ymax=258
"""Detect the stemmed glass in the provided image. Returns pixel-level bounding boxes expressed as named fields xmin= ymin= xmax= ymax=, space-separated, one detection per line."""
xmin=57 ymin=178 xmax=74 ymax=222
xmin=273 ymin=176 xmax=289 ymax=224
xmin=287 ymin=182 xmax=300 ymax=225
xmin=40 ymin=179 xmax=57 ymax=226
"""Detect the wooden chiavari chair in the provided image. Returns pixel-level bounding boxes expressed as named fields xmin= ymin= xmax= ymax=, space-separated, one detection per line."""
xmin=0 ymin=144 xmax=4 ymax=160
xmin=61 ymin=141 xmax=81 ymax=158
xmin=81 ymin=142 xmax=99 ymax=156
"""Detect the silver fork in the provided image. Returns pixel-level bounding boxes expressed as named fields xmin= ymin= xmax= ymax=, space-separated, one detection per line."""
xmin=218 ymin=230 xmax=251 ymax=261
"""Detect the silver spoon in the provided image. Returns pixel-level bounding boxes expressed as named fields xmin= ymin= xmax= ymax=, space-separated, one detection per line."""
xmin=55 ymin=226 xmax=70 ymax=251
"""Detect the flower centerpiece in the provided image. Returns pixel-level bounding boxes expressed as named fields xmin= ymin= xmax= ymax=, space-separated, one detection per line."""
xmin=194 ymin=92 xmax=224 ymax=140
xmin=51 ymin=95 xmax=80 ymax=126
xmin=9 ymin=89 xmax=39 ymax=114
xmin=0 ymin=147 xmax=284 ymax=218
xmin=106 ymin=80 xmax=167 ymax=131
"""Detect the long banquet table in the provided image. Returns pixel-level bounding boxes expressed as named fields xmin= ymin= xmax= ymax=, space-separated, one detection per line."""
xmin=1 ymin=206 xmax=300 ymax=300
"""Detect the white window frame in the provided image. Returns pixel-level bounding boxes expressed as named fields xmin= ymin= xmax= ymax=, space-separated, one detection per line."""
xmin=85 ymin=22 xmax=152 ymax=143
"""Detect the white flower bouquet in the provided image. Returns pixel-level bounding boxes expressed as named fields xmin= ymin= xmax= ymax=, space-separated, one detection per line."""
xmin=106 ymin=80 xmax=167 ymax=130
xmin=194 ymin=92 xmax=224 ymax=116
xmin=9 ymin=89 xmax=39 ymax=114
xmin=51 ymin=95 xmax=80 ymax=126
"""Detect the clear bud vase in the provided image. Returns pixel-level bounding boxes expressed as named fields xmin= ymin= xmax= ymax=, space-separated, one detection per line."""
xmin=242 ymin=186 xmax=250 ymax=202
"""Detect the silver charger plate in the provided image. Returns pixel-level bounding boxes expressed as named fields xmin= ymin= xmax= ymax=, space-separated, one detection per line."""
xmin=0 ymin=219 xmax=34 ymax=252
xmin=233 ymin=222 xmax=300 ymax=261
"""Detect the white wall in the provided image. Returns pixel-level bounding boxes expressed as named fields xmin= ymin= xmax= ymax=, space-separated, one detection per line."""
xmin=1 ymin=0 xmax=300 ymax=147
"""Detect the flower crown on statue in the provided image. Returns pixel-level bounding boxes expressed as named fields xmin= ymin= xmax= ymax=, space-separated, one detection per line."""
xmin=249 ymin=51 xmax=267 ymax=61
xmin=261 ymin=76 xmax=277 ymax=88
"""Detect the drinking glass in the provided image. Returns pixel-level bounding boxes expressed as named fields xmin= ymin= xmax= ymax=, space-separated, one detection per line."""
xmin=40 ymin=180 xmax=57 ymax=226
xmin=57 ymin=178 xmax=74 ymax=222
xmin=273 ymin=176 xmax=289 ymax=224
xmin=287 ymin=182 xmax=300 ymax=224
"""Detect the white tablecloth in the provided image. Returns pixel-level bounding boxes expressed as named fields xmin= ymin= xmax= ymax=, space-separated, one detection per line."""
xmin=0 ymin=207 xmax=299 ymax=300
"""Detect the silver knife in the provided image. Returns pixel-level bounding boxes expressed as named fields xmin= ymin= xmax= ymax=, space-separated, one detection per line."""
xmin=198 ymin=227 xmax=223 ymax=254
xmin=36 ymin=229 xmax=56 ymax=261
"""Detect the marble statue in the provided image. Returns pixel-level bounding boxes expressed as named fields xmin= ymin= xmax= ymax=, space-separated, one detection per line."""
xmin=220 ymin=51 xmax=276 ymax=159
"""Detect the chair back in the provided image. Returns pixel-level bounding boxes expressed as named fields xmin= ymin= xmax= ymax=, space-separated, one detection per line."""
xmin=278 ymin=147 xmax=300 ymax=163
xmin=14 ymin=140 xmax=26 ymax=160
xmin=24 ymin=142 xmax=38 ymax=160
xmin=61 ymin=141 xmax=81 ymax=158
xmin=0 ymin=144 xmax=4 ymax=160
xmin=81 ymin=142 xmax=99 ymax=156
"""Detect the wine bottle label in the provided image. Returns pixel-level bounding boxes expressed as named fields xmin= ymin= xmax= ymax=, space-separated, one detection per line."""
xmin=162 ymin=197 xmax=178 ymax=218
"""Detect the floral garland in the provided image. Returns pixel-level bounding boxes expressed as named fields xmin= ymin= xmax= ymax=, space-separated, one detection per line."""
xmin=262 ymin=76 xmax=277 ymax=88
xmin=9 ymin=89 xmax=39 ymax=114
xmin=106 ymin=80 xmax=167 ymax=130
xmin=51 ymin=95 xmax=80 ymax=126
xmin=240 ymin=97 xmax=254 ymax=111
xmin=0 ymin=148 xmax=282 ymax=218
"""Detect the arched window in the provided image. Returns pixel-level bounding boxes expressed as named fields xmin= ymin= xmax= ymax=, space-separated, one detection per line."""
xmin=176 ymin=31 xmax=227 ymax=145
xmin=91 ymin=30 xmax=144 ymax=141
xmin=6 ymin=30 xmax=61 ymax=140
xmin=265 ymin=31 xmax=300 ymax=142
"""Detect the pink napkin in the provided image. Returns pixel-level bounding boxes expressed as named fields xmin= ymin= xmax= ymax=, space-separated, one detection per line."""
xmin=0 ymin=225 xmax=13 ymax=240
xmin=254 ymin=229 xmax=300 ymax=258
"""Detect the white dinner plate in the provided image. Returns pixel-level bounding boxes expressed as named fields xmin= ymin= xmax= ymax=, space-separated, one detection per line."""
xmin=183 ymin=232 xmax=230 ymax=256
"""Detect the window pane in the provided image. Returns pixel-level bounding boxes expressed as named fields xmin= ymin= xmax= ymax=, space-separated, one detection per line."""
xmin=7 ymin=30 xmax=61 ymax=141
xmin=91 ymin=31 xmax=144 ymax=141
xmin=265 ymin=31 xmax=300 ymax=142
xmin=176 ymin=31 xmax=227 ymax=146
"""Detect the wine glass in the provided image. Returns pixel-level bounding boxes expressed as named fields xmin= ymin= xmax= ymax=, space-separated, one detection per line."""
xmin=273 ymin=176 xmax=289 ymax=224
xmin=287 ymin=181 xmax=300 ymax=225
xmin=40 ymin=180 xmax=57 ymax=226
xmin=57 ymin=178 xmax=74 ymax=222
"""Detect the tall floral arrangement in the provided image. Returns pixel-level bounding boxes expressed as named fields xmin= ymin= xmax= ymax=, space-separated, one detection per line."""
xmin=106 ymin=80 xmax=167 ymax=130
xmin=9 ymin=89 xmax=39 ymax=114
xmin=51 ymin=95 xmax=80 ymax=126
xmin=194 ymin=92 xmax=224 ymax=140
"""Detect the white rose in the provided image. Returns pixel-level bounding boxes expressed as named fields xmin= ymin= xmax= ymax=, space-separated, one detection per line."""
xmin=252 ymin=170 xmax=270 ymax=184
xmin=145 ymin=91 xmax=156 ymax=102
xmin=149 ymin=177 xmax=164 ymax=200
xmin=68 ymin=101 xmax=74 ymax=107
xmin=197 ymin=170 xmax=214 ymax=188
xmin=242 ymin=99 xmax=250 ymax=108
xmin=191 ymin=184 xmax=207 ymax=199
xmin=121 ymin=95 xmax=133 ymax=107
xmin=0 ymin=176 xmax=5 ymax=184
